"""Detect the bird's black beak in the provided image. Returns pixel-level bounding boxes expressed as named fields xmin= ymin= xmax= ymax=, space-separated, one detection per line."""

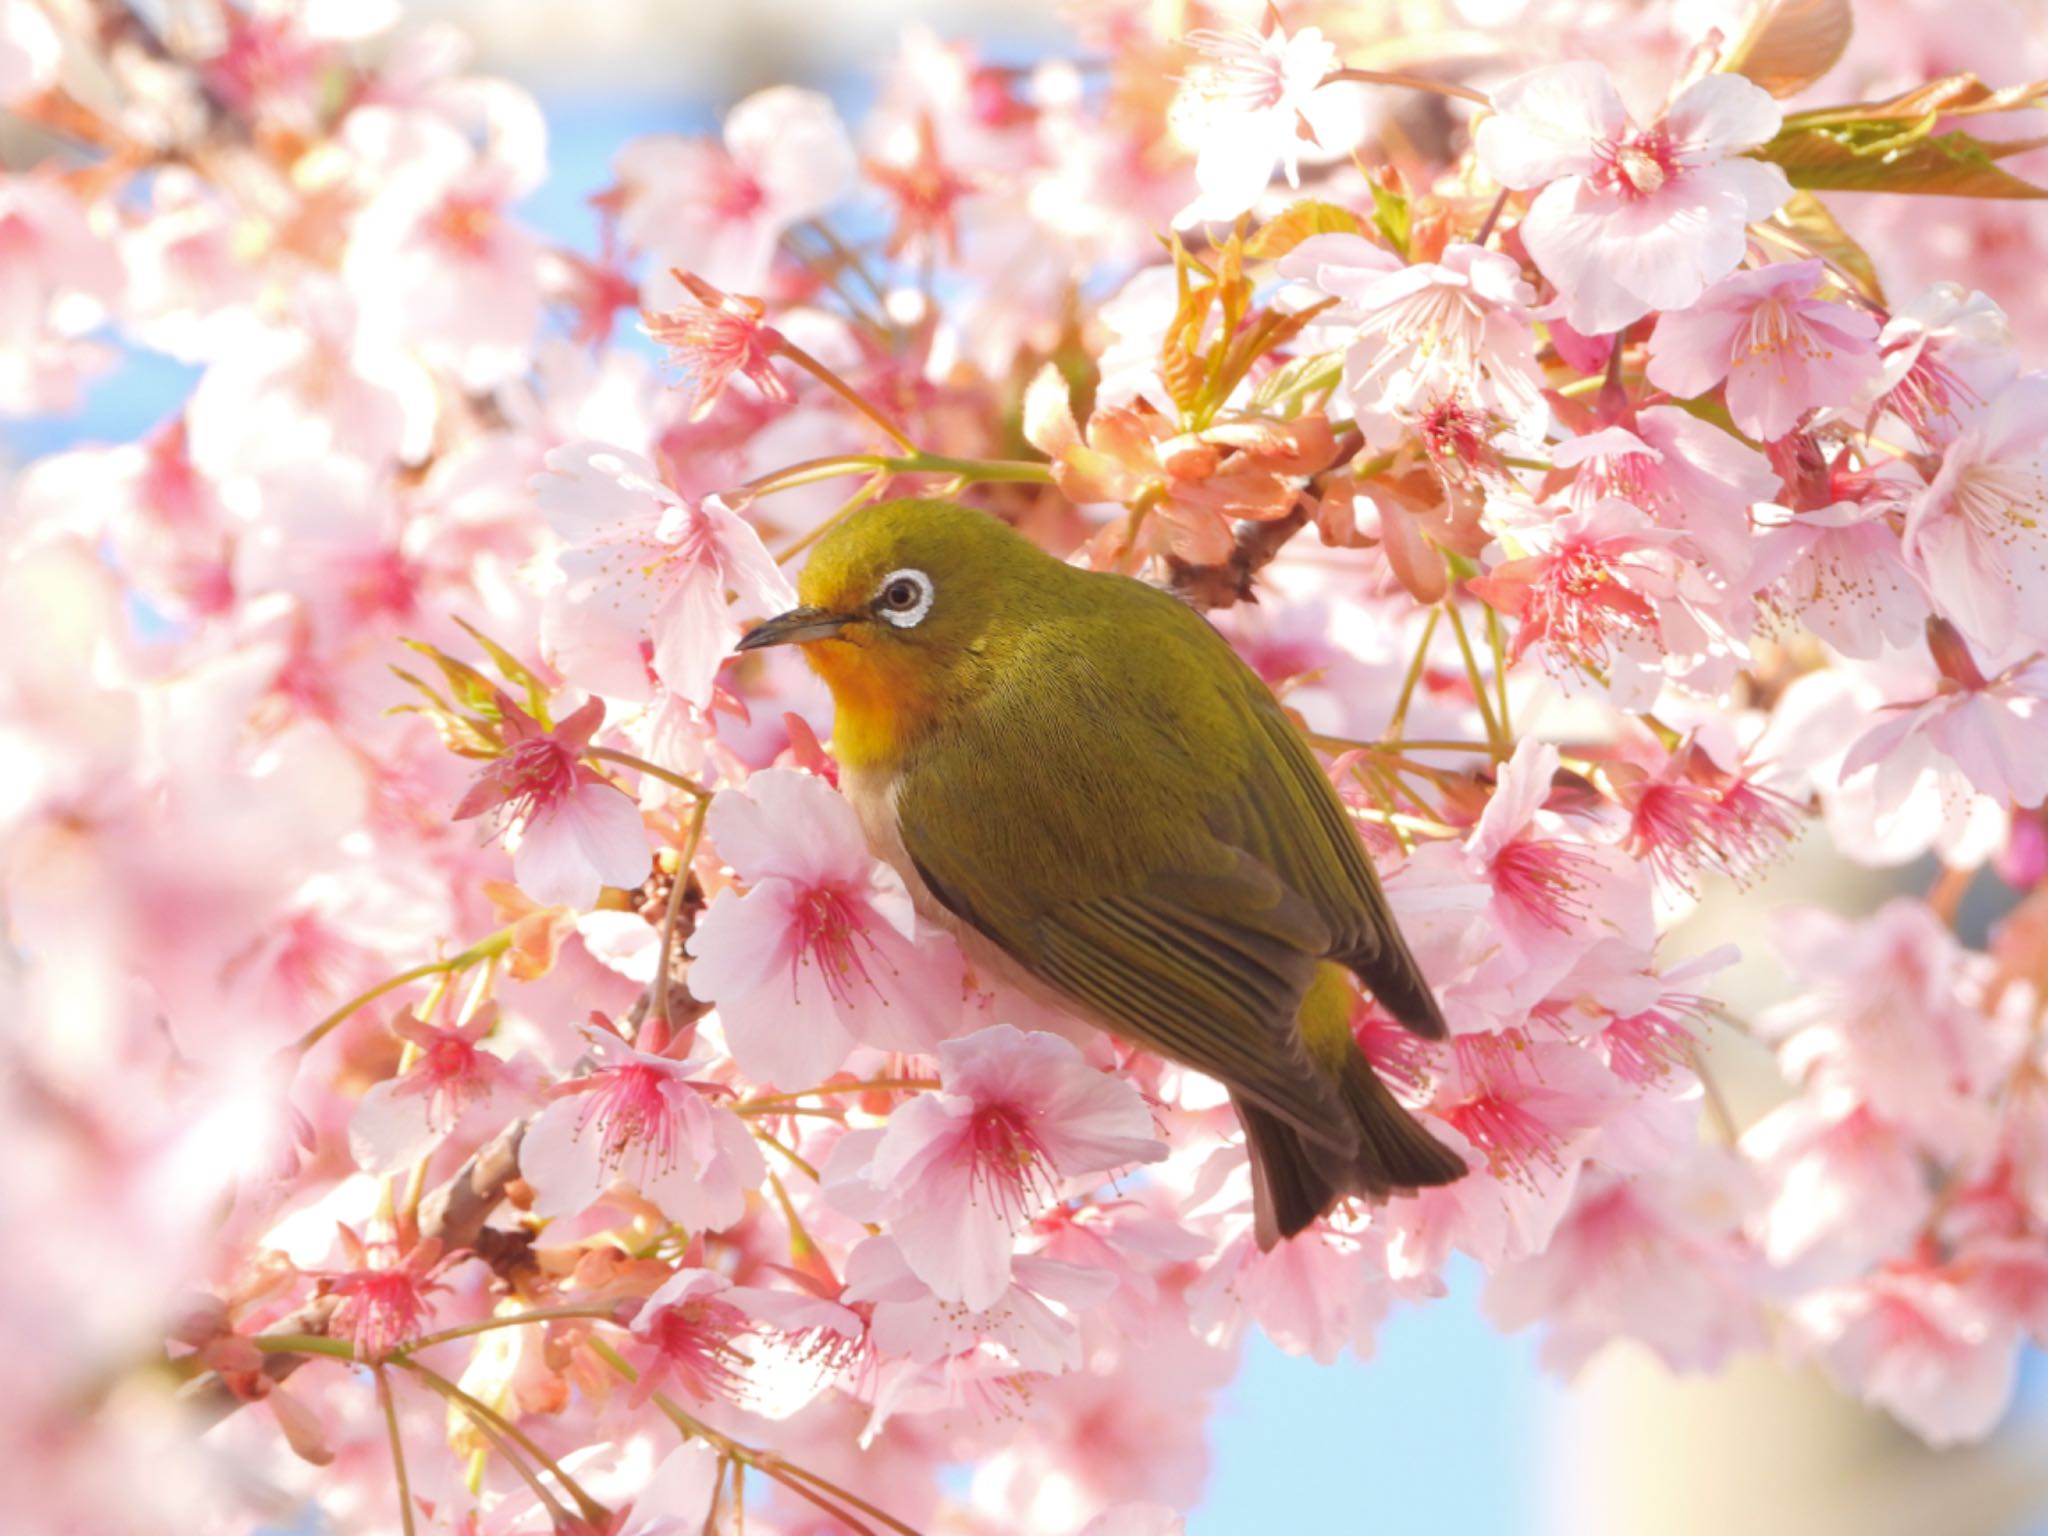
xmin=735 ymin=606 xmax=851 ymax=651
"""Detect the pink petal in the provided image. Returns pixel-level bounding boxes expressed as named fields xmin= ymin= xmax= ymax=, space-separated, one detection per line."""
xmin=1477 ymin=62 xmax=1628 ymax=188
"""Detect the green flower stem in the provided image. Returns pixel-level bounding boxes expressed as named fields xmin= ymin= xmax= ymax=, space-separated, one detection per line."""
xmin=290 ymin=929 xmax=515 ymax=1054
xmin=407 ymin=1359 xmax=611 ymax=1528
xmin=586 ymin=746 xmax=709 ymax=800
xmin=374 ymin=1367 xmax=418 ymax=1536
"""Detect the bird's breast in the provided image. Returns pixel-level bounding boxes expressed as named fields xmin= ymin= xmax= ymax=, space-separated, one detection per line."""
xmin=839 ymin=760 xmax=1059 ymax=1005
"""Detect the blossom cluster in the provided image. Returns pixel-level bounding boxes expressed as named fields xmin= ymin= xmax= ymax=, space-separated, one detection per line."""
xmin=7 ymin=2 xmax=2048 ymax=1532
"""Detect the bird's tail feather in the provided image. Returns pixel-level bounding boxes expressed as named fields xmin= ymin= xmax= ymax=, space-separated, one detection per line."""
xmin=1237 ymin=1051 xmax=1467 ymax=1250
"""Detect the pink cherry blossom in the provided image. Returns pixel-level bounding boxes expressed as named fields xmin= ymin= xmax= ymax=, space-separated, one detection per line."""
xmin=1487 ymin=1155 xmax=1766 ymax=1375
xmin=1869 ymin=282 xmax=2016 ymax=448
xmin=1613 ymin=745 xmax=1803 ymax=893
xmin=519 ymin=1028 xmax=764 ymax=1227
xmin=0 ymin=174 xmax=120 ymax=414
xmin=1468 ymin=496 xmax=1685 ymax=707
xmin=186 ymin=285 xmax=438 ymax=483
xmin=343 ymin=120 xmax=545 ymax=390
xmin=1475 ymin=62 xmax=1790 ymax=333
xmin=1188 ymin=1219 xmax=1396 ymax=1365
xmin=1903 ymin=372 xmax=2048 ymax=653
xmin=348 ymin=1004 xmax=527 ymax=1174
xmin=1757 ymin=900 xmax=2018 ymax=1157
xmin=689 ymin=768 xmax=965 ymax=1087
xmin=1750 ymin=497 xmax=1929 ymax=658
xmin=839 ymin=1233 xmax=1115 ymax=1373
xmin=1431 ymin=1031 xmax=1624 ymax=1194
xmin=1555 ymin=407 xmax=1777 ymax=585
xmin=452 ymin=696 xmax=650 ymax=911
xmin=614 ymin=87 xmax=856 ymax=294
xmin=641 ymin=269 xmax=793 ymax=422
xmin=318 ymin=1227 xmax=459 ymax=1361
xmin=1647 ymin=261 xmax=1883 ymax=442
xmin=1742 ymin=1090 xmax=1931 ymax=1281
xmin=1789 ymin=1265 xmax=2020 ymax=1446
xmin=1170 ymin=21 xmax=1346 ymax=226
xmin=1282 ymin=235 xmax=1547 ymax=446
xmin=534 ymin=441 xmax=794 ymax=706
xmin=825 ymin=1025 xmax=1164 ymax=1309
xmin=1841 ymin=626 xmax=2048 ymax=811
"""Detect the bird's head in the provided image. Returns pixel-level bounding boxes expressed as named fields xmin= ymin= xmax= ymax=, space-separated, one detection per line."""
xmin=736 ymin=499 xmax=1046 ymax=766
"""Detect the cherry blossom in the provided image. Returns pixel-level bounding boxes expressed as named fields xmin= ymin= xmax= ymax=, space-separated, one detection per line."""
xmin=1171 ymin=21 xmax=1346 ymax=226
xmin=1283 ymin=235 xmax=1547 ymax=446
xmin=688 ymin=768 xmax=966 ymax=1086
xmin=641 ymin=270 xmax=792 ymax=422
xmin=347 ymin=1004 xmax=528 ymax=1173
xmin=1789 ymin=1266 xmax=2021 ymax=1446
xmin=1841 ymin=624 xmax=2048 ymax=811
xmin=318 ymin=1227 xmax=459 ymax=1361
xmin=825 ymin=1025 xmax=1165 ymax=1309
xmin=1647 ymin=261 xmax=1884 ymax=442
xmin=1902 ymin=371 xmax=2048 ymax=653
xmin=534 ymin=441 xmax=794 ymax=706
xmin=519 ymin=1028 xmax=764 ymax=1227
xmin=0 ymin=174 xmax=120 ymax=414
xmin=452 ymin=696 xmax=650 ymax=911
xmin=1475 ymin=62 xmax=1790 ymax=333
xmin=614 ymin=87 xmax=856 ymax=294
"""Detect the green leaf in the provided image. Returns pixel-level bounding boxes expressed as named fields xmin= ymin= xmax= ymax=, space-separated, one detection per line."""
xmin=452 ymin=617 xmax=552 ymax=726
xmin=1757 ymin=123 xmax=2048 ymax=198
xmin=1245 ymin=200 xmax=1364 ymax=260
xmin=1768 ymin=191 xmax=1886 ymax=303
xmin=1783 ymin=73 xmax=2048 ymax=132
xmin=399 ymin=640 xmax=504 ymax=720
xmin=1367 ymin=181 xmax=1410 ymax=260
xmin=1250 ymin=349 xmax=1345 ymax=417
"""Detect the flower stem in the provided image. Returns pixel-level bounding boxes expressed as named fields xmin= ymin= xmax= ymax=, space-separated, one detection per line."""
xmin=803 ymin=219 xmax=893 ymax=317
xmin=752 ymin=1126 xmax=823 ymax=1181
xmin=400 ymin=1305 xmax=624 ymax=1354
xmin=656 ymin=792 xmax=712 ymax=1033
xmin=375 ymin=1367 xmax=418 ymax=1536
xmin=1442 ymin=597 xmax=1507 ymax=753
xmin=1484 ymin=602 xmax=1513 ymax=735
xmin=735 ymin=1077 xmax=939 ymax=1110
xmin=1328 ymin=65 xmax=1491 ymax=106
xmin=588 ymin=1337 xmax=926 ymax=1536
xmin=1386 ymin=608 xmax=1441 ymax=742
xmin=587 ymin=745 xmax=710 ymax=800
xmin=1474 ymin=186 xmax=1510 ymax=245
xmin=776 ymin=339 xmax=917 ymax=452
xmin=408 ymin=1359 xmax=611 ymax=1528
xmin=291 ymin=930 xmax=516 ymax=1054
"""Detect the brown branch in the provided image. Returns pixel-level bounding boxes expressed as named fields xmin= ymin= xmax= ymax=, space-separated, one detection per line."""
xmin=1165 ymin=499 xmax=1312 ymax=610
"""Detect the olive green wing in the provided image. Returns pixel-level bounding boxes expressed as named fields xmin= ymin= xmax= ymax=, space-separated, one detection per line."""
xmin=1213 ymin=689 xmax=1447 ymax=1038
xmin=898 ymin=799 xmax=1361 ymax=1155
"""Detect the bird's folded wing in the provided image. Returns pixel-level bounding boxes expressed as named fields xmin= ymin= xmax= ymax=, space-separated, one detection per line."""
xmin=903 ymin=824 xmax=1360 ymax=1155
xmin=1209 ymin=695 xmax=1397 ymax=975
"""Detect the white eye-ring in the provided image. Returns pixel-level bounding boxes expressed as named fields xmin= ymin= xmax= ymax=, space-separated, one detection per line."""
xmin=873 ymin=567 xmax=934 ymax=628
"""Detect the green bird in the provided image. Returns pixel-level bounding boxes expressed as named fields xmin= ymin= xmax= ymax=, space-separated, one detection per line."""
xmin=737 ymin=498 xmax=1467 ymax=1246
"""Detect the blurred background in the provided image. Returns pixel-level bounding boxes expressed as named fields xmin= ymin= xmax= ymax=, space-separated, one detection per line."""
xmin=7 ymin=1 xmax=2046 ymax=1530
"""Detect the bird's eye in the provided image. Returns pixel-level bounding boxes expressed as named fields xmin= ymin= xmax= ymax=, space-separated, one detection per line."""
xmin=873 ymin=568 xmax=934 ymax=629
